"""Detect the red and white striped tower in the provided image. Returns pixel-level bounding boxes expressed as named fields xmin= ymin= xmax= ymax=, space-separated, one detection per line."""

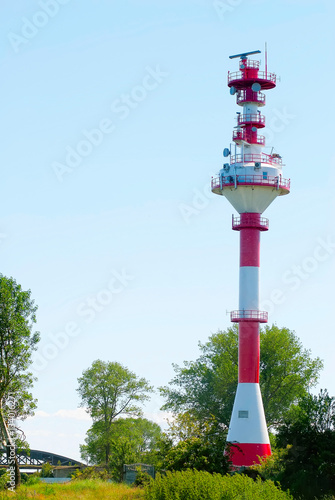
xmin=212 ymin=50 xmax=290 ymax=467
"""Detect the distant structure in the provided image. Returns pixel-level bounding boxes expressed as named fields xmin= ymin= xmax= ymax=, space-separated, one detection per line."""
xmin=211 ymin=50 xmax=290 ymax=466
xmin=0 ymin=448 xmax=84 ymax=469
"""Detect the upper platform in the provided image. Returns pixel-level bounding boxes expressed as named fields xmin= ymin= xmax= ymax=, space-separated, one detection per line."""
xmin=228 ymin=59 xmax=276 ymax=90
xmin=213 ymin=51 xmax=290 ymax=214
xmin=211 ymin=174 xmax=290 ymax=195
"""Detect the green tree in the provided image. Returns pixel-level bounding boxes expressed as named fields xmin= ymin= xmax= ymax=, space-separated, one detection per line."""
xmin=0 ymin=276 xmax=40 ymax=488
xmin=80 ymin=417 xmax=162 ymax=466
xmin=77 ymin=360 xmax=153 ymax=464
xmin=162 ymin=412 xmax=231 ymax=474
xmin=108 ymin=436 xmax=137 ymax=482
xmin=273 ymin=389 xmax=335 ymax=499
xmin=40 ymin=462 xmax=53 ymax=478
xmin=160 ymin=325 xmax=323 ymax=430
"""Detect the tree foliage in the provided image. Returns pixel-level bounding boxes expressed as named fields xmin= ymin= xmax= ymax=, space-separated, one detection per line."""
xmin=260 ymin=326 xmax=323 ymax=427
xmin=40 ymin=462 xmax=54 ymax=478
xmin=0 ymin=276 xmax=40 ymax=416
xmin=77 ymin=360 xmax=153 ymax=464
xmin=160 ymin=325 xmax=323 ymax=429
xmin=81 ymin=417 xmax=163 ymax=482
xmin=162 ymin=413 xmax=230 ymax=474
xmin=80 ymin=417 xmax=162 ymax=466
xmin=274 ymin=389 xmax=335 ymax=499
xmin=0 ymin=276 xmax=40 ymax=487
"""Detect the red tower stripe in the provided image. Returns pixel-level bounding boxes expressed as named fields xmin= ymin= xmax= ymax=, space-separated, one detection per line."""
xmin=228 ymin=442 xmax=271 ymax=467
xmin=238 ymin=322 xmax=260 ymax=383
xmin=240 ymin=228 xmax=260 ymax=267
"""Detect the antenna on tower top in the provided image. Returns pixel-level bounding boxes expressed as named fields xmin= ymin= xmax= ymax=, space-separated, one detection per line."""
xmin=265 ymin=42 xmax=268 ymax=78
xmin=229 ymin=50 xmax=261 ymax=59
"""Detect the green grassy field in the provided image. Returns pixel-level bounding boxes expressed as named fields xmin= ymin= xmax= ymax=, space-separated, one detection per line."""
xmin=1 ymin=475 xmax=334 ymax=500
xmin=0 ymin=480 xmax=145 ymax=499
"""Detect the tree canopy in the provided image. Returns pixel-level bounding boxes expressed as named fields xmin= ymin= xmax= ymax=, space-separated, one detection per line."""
xmin=0 ymin=275 xmax=40 ymax=487
xmin=255 ymin=389 xmax=335 ymax=500
xmin=81 ymin=417 xmax=162 ymax=481
xmin=77 ymin=360 xmax=153 ymax=464
xmin=161 ymin=412 xmax=231 ymax=474
xmin=160 ymin=325 xmax=323 ymax=430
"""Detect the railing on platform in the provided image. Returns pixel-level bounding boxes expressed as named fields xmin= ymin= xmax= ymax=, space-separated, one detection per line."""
xmin=228 ymin=71 xmax=276 ymax=85
xmin=237 ymin=114 xmax=265 ymax=127
xmin=230 ymin=152 xmax=282 ymax=166
xmin=230 ymin=310 xmax=268 ymax=323
xmin=232 ymin=214 xmax=269 ymax=231
xmin=232 ymin=129 xmax=265 ymax=146
xmin=239 ymin=59 xmax=260 ymax=70
xmin=237 ymin=89 xmax=265 ymax=105
xmin=211 ymin=174 xmax=290 ymax=191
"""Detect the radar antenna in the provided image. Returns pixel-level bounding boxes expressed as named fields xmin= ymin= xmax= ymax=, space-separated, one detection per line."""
xmin=229 ymin=50 xmax=261 ymax=59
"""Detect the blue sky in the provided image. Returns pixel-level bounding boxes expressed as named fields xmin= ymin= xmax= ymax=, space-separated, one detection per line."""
xmin=1 ymin=0 xmax=335 ymax=461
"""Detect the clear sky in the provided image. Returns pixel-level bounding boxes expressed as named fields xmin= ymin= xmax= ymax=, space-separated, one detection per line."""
xmin=1 ymin=0 xmax=335 ymax=461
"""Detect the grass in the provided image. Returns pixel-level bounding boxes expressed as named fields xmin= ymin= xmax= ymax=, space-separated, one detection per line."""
xmin=0 ymin=479 xmax=145 ymax=499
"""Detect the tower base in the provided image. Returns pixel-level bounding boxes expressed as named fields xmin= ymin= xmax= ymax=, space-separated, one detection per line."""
xmin=226 ymin=383 xmax=271 ymax=466
xmin=228 ymin=442 xmax=271 ymax=467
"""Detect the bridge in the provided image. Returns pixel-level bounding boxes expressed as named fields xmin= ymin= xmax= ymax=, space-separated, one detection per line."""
xmin=0 ymin=449 xmax=85 ymax=469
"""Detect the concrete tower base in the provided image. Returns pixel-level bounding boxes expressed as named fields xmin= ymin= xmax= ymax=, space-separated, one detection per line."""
xmin=226 ymin=383 xmax=271 ymax=466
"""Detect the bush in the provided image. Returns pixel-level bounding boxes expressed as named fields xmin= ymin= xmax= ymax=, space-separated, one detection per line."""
xmin=71 ymin=466 xmax=110 ymax=481
xmin=250 ymin=447 xmax=288 ymax=482
xmin=25 ymin=474 xmax=42 ymax=486
xmin=133 ymin=468 xmax=152 ymax=487
xmin=145 ymin=469 xmax=293 ymax=500
xmin=0 ymin=470 xmax=10 ymax=490
xmin=40 ymin=461 xmax=54 ymax=478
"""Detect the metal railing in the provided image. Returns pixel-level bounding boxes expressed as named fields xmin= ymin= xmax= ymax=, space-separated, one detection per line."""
xmin=230 ymin=152 xmax=282 ymax=166
xmin=230 ymin=310 xmax=268 ymax=322
xmin=237 ymin=90 xmax=265 ymax=105
xmin=239 ymin=59 xmax=260 ymax=70
xmin=232 ymin=214 xmax=269 ymax=230
xmin=237 ymin=113 xmax=265 ymax=127
xmin=228 ymin=71 xmax=276 ymax=85
xmin=211 ymin=174 xmax=290 ymax=191
xmin=232 ymin=129 xmax=265 ymax=146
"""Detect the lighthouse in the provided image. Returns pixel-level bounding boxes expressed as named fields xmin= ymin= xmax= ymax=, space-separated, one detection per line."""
xmin=211 ymin=50 xmax=290 ymax=467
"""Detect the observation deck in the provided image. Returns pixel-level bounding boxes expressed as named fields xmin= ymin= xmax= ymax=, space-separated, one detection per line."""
xmin=232 ymin=129 xmax=265 ymax=146
xmin=237 ymin=89 xmax=266 ymax=107
xmin=230 ymin=310 xmax=268 ymax=323
xmin=212 ymin=174 xmax=290 ymax=192
xmin=232 ymin=214 xmax=269 ymax=231
xmin=230 ymin=152 xmax=283 ymax=167
xmin=237 ymin=113 xmax=265 ymax=128
xmin=228 ymin=59 xmax=276 ymax=90
xmin=211 ymin=174 xmax=290 ymax=194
